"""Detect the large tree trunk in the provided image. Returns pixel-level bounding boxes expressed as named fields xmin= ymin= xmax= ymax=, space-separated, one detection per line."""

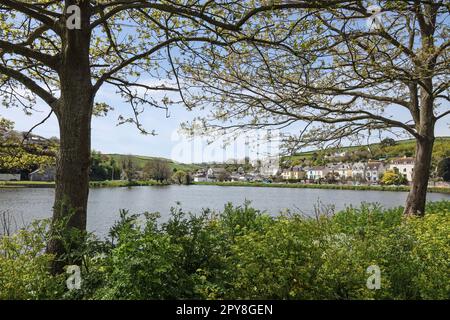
xmin=404 ymin=76 xmax=436 ymax=217
xmin=404 ymin=135 xmax=435 ymax=216
xmin=47 ymin=1 xmax=93 ymax=274
xmin=47 ymin=93 xmax=93 ymax=274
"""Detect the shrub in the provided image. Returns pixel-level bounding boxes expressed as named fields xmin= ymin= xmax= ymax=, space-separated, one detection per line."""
xmin=1 ymin=201 xmax=449 ymax=300
xmin=381 ymin=170 xmax=408 ymax=185
xmin=0 ymin=220 xmax=64 ymax=299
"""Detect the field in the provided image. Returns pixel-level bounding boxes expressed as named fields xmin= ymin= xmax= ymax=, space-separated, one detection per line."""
xmin=106 ymin=154 xmax=201 ymax=172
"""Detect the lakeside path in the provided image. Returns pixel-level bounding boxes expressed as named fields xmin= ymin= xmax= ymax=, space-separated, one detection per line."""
xmin=1 ymin=180 xmax=450 ymax=194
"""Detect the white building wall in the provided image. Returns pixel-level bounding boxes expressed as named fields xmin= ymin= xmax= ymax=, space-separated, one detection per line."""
xmin=389 ymin=164 xmax=414 ymax=181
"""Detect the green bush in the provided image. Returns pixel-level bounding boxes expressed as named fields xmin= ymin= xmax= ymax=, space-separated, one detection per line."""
xmin=1 ymin=201 xmax=449 ymax=300
xmin=0 ymin=220 xmax=64 ymax=299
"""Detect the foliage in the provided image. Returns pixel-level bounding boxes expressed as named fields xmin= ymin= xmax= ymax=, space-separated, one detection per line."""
xmin=381 ymin=170 xmax=408 ymax=186
xmin=1 ymin=201 xmax=449 ymax=300
xmin=0 ymin=220 xmax=64 ymax=299
xmin=89 ymin=151 xmax=121 ymax=181
xmin=437 ymin=158 xmax=450 ymax=182
xmin=143 ymin=159 xmax=172 ymax=183
xmin=121 ymin=156 xmax=138 ymax=182
xmin=380 ymin=138 xmax=397 ymax=148
xmin=108 ymin=154 xmax=201 ymax=173
xmin=172 ymin=170 xmax=192 ymax=185
xmin=0 ymin=118 xmax=55 ymax=172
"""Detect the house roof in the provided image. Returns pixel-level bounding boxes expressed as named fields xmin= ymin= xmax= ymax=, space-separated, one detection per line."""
xmin=309 ymin=166 xmax=327 ymax=171
xmin=209 ymin=167 xmax=227 ymax=174
xmin=367 ymin=162 xmax=383 ymax=170
xmin=390 ymin=157 xmax=415 ymax=164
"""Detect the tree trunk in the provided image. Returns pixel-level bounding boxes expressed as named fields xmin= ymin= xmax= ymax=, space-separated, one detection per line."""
xmin=404 ymin=77 xmax=435 ymax=217
xmin=47 ymin=1 xmax=93 ymax=274
xmin=404 ymin=136 xmax=435 ymax=216
xmin=47 ymin=94 xmax=92 ymax=274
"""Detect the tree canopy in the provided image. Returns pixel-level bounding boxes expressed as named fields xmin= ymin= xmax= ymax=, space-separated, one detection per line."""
xmin=178 ymin=0 xmax=449 ymax=215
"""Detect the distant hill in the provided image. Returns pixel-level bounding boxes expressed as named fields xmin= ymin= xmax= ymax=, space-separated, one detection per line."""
xmin=106 ymin=154 xmax=202 ymax=172
xmin=284 ymin=137 xmax=450 ymax=167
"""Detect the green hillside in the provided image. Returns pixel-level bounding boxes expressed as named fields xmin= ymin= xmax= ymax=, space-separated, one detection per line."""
xmin=107 ymin=154 xmax=201 ymax=172
xmin=284 ymin=137 xmax=450 ymax=167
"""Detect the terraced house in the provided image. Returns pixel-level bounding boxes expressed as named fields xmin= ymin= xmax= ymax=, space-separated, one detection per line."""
xmin=365 ymin=162 xmax=386 ymax=183
xmin=389 ymin=157 xmax=415 ymax=182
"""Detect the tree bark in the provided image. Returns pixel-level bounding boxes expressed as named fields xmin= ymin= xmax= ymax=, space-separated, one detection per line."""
xmin=47 ymin=1 xmax=93 ymax=274
xmin=404 ymin=135 xmax=435 ymax=216
xmin=404 ymin=77 xmax=436 ymax=217
xmin=47 ymin=92 xmax=92 ymax=274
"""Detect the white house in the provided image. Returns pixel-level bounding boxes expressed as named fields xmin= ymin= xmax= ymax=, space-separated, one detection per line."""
xmin=259 ymin=156 xmax=280 ymax=177
xmin=365 ymin=161 xmax=386 ymax=183
xmin=193 ymin=173 xmax=208 ymax=183
xmin=331 ymin=163 xmax=352 ymax=180
xmin=206 ymin=167 xmax=229 ymax=182
xmin=389 ymin=157 xmax=415 ymax=181
xmin=306 ymin=166 xmax=329 ymax=181
xmin=29 ymin=166 xmax=56 ymax=181
xmin=352 ymin=162 xmax=367 ymax=181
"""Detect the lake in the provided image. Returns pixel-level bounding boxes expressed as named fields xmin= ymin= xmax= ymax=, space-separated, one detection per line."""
xmin=1 ymin=185 xmax=449 ymax=236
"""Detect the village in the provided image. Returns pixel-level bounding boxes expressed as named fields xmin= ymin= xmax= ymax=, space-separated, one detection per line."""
xmin=192 ymin=156 xmax=418 ymax=186
xmin=1 ymin=129 xmax=449 ymax=189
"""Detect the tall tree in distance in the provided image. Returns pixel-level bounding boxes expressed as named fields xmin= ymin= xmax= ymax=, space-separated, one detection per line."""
xmin=180 ymin=0 xmax=449 ymax=216
xmin=143 ymin=159 xmax=171 ymax=182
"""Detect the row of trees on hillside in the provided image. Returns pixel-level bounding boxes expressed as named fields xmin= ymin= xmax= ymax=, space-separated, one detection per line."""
xmin=121 ymin=156 xmax=192 ymax=184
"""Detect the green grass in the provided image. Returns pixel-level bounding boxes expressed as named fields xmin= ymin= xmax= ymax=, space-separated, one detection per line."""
xmin=107 ymin=153 xmax=201 ymax=172
xmin=194 ymin=181 xmax=450 ymax=194
xmin=89 ymin=180 xmax=169 ymax=188
xmin=0 ymin=180 xmax=169 ymax=189
xmin=0 ymin=181 xmax=55 ymax=188
xmin=3 ymin=180 xmax=449 ymax=194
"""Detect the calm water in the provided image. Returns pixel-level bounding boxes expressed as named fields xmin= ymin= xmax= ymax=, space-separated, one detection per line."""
xmin=1 ymin=185 xmax=449 ymax=236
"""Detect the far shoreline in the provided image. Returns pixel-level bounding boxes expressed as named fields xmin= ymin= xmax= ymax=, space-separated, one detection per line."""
xmin=193 ymin=181 xmax=450 ymax=194
xmin=1 ymin=180 xmax=450 ymax=194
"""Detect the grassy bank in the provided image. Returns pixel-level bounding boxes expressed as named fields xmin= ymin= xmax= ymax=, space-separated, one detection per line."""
xmin=0 ymin=200 xmax=449 ymax=300
xmin=89 ymin=180 xmax=169 ymax=188
xmin=0 ymin=181 xmax=55 ymax=188
xmin=3 ymin=180 xmax=450 ymax=194
xmin=0 ymin=180 xmax=169 ymax=189
xmin=194 ymin=181 xmax=450 ymax=194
